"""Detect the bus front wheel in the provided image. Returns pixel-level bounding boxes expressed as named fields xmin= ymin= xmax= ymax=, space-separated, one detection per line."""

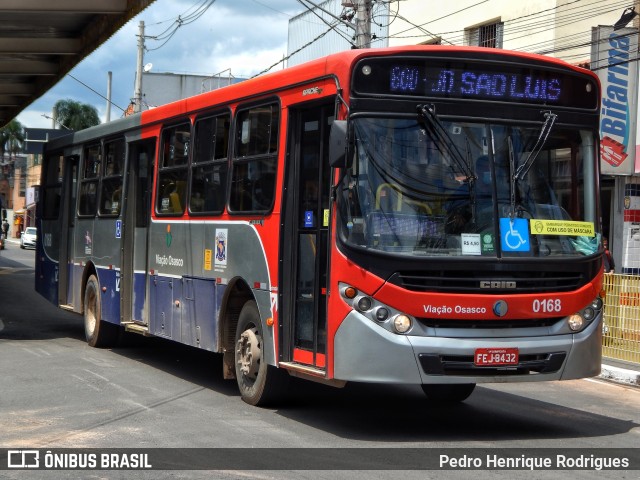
xmin=421 ymin=383 xmax=476 ymax=403
xmin=84 ymin=274 xmax=118 ymax=348
xmin=234 ymin=300 xmax=288 ymax=406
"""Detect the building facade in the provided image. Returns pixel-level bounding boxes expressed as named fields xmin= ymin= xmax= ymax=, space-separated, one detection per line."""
xmin=139 ymin=71 xmax=247 ymax=110
xmin=287 ymin=0 xmax=389 ymax=66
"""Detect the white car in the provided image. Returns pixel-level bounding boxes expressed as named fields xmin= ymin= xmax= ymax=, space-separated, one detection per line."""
xmin=20 ymin=227 xmax=37 ymax=249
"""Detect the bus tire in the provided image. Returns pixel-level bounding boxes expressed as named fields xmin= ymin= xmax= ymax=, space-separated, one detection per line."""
xmin=421 ymin=383 xmax=476 ymax=403
xmin=234 ymin=300 xmax=288 ymax=406
xmin=84 ymin=274 xmax=118 ymax=348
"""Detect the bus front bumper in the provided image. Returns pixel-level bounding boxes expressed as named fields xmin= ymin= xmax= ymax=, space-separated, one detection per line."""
xmin=332 ymin=311 xmax=602 ymax=384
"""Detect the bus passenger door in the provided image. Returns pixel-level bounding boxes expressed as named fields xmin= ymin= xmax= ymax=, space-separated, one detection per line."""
xmin=121 ymin=139 xmax=155 ymax=325
xmin=281 ymin=103 xmax=332 ymax=371
xmin=59 ymin=155 xmax=78 ymax=308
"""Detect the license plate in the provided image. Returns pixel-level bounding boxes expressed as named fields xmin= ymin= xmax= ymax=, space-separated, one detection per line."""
xmin=474 ymin=347 xmax=519 ymax=366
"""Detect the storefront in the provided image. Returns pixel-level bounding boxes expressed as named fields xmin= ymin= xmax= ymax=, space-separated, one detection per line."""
xmin=592 ymin=26 xmax=640 ymax=275
xmin=13 ymin=210 xmax=23 ymax=237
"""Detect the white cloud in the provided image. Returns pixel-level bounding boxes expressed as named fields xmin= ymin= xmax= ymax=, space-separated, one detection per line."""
xmin=17 ymin=110 xmax=55 ymax=130
xmin=19 ymin=0 xmax=304 ymax=128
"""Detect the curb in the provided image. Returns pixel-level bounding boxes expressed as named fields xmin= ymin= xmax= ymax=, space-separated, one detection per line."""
xmin=599 ymin=364 xmax=640 ymax=387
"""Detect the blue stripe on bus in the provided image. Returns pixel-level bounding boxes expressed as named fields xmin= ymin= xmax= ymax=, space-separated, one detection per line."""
xmin=148 ymin=274 xmax=225 ymax=351
xmin=96 ymin=268 xmax=120 ymax=325
xmin=35 ymin=258 xmax=58 ymax=306
xmin=132 ymin=272 xmax=145 ymax=321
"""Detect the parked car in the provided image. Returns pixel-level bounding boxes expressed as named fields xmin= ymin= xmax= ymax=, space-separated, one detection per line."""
xmin=20 ymin=227 xmax=37 ymax=249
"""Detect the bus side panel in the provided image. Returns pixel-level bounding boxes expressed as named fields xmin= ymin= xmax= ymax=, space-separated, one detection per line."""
xmin=92 ymin=218 xmax=123 ymax=324
xmin=147 ymin=220 xmax=274 ymax=360
xmin=74 ymin=218 xmax=94 ymax=312
xmin=68 ymin=263 xmax=83 ymax=311
xmin=96 ymin=267 xmax=121 ymax=325
xmin=150 ymin=275 xmax=175 ymax=339
xmin=182 ymin=278 xmax=219 ymax=351
xmin=132 ymin=270 xmax=146 ymax=320
xmin=131 ymin=226 xmax=149 ymax=321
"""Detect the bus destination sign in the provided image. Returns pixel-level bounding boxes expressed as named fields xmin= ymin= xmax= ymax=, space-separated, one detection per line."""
xmin=390 ymin=66 xmax=560 ymax=102
xmin=353 ymin=58 xmax=598 ymax=109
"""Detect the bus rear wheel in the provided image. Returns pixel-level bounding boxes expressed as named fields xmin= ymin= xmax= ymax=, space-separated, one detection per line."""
xmin=234 ymin=300 xmax=288 ymax=406
xmin=84 ymin=274 xmax=118 ymax=348
xmin=421 ymin=384 xmax=476 ymax=403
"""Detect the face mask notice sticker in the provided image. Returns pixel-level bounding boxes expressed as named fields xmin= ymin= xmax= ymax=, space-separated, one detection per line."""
xmin=530 ymin=219 xmax=595 ymax=237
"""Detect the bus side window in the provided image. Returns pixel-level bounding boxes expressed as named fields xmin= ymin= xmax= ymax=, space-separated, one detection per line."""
xmin=42 ymin=154 xmax=64 ymax=220
xmin=229 ymin=103 xmax=278 ymax=213
xmin=191 ymin=112 xmax=229 ymax=215
xmin=78 ymin=181 xmax=98 ymax=216
xmin=157 ymin=122 xmax=191 ymax=215
xmin=78 ymin=144 xmax=100 ymax=217
xmin=99 ymin=138 xmax=125 ymax=216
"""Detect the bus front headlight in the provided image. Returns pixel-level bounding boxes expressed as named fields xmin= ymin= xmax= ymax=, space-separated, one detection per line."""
xmin=339 ymin=282 xmax=415 ymax=335
xmin=393 ymin=314 xmax=412 ymax=334
xmin=568 ymin=314 xmax=584 ymax=331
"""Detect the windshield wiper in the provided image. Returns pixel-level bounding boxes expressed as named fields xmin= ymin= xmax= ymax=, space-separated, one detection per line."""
xmin=416 ymin=104 xmax=473 ymax=181
xmin=508 ymin=135 xmax=518 ymax=219
xmin=514 ymin=111 xmax=557 ymax=182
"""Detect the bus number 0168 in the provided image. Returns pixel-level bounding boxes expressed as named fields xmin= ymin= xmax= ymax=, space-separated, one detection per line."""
xmin=532 ymin=298 xmax=562 ymax=313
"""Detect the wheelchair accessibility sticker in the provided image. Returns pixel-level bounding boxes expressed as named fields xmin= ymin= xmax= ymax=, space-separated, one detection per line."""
xmin=500 ymin=218 xmax=530 ymax=252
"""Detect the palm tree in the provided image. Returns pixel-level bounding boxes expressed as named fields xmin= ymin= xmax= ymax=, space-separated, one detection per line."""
xmin=0 ymin=118 xmax=25 ymax=162
xmin=0 ymin=119 xmax=25 ymax=209
xmin=53 ymin=99 xmax=100 ymax=131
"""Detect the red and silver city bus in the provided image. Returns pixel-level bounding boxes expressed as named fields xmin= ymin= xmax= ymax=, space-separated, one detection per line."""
xmin=36 ymin=46 xmax=605 ymax=405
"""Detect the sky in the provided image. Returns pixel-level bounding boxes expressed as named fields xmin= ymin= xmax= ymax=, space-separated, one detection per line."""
xmin=17 ymin=0 xmax=307 ymax=129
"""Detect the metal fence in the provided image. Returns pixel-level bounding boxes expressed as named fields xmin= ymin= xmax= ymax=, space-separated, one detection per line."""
xmin=602 ymin=273 xmax=640 ymax=365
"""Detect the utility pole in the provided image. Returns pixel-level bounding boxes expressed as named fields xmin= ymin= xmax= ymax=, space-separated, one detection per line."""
xmin=106 ymin=71 xmax=112 ymax=122
xmin=344 ymin=0 xmax=373 ymax=48
xmin=133 ymin=21 xmax=145 ymax=113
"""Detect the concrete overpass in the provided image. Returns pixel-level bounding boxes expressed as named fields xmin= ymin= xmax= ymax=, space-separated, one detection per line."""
xmin=0 ymin=0 xmax=156 ymax=127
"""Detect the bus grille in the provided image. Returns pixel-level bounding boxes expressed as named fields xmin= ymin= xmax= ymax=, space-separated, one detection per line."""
xmin=417 ymin=318 xmax=563 ymax=329
xmin=418 ymin=352 xmax=566 ymax=376
xmin=390 ymin=271 xmax=584 ymax=294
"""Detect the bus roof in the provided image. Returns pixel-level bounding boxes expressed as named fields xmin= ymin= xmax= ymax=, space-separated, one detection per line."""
xmin=45 ymin=45 xmax=597 ymax=151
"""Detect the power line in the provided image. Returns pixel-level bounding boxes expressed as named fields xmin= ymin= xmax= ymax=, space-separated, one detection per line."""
xmin=382 ymin=0 xmax=633 ymax=67
xmin=388 ymin=0 xmax=490 ymax=38
xmin=370 ymin=0 xmax=400 ymax=29
xmin=252 ymin=21 xmax=342 ymax=78
xmin=393 ymin=12 xmax=454 ymax=45
xmin=68 ymin=74 xmax=125 ymax=113
xmin=248 ymin=0 xmax=294 ymax=16
xmin=386 ymin=0 xmax=623 ymax=46
xmin=146 ymin=0 xmax=217 ymax=52
xmin=295 ymin=0 xmax=358 ymax=47
xmin=509 ymin=1 xmax=630 ymax=54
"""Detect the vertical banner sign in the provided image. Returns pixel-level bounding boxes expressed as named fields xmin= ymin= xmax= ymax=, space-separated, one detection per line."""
xmin=591 ymin=26 xmax=639 ymax=175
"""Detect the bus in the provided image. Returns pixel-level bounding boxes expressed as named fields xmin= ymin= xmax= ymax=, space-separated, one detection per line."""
xmin=36 ymin=45 xmax=605 ymax=406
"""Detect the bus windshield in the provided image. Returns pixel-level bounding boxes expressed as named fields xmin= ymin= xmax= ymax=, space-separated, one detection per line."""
xmin=338 ymin=116 xmax=599 ymax=258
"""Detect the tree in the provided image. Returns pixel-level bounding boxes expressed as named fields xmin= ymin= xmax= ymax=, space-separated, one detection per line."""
xmin=53 ymin=99 xmax=100 ymax=131
xmin=0 ymin=119 xmax=25 ymax=161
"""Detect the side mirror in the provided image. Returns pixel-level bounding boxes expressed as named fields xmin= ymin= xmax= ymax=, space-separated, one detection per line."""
xmin=328 ymin=120 xmax=351 ymax=168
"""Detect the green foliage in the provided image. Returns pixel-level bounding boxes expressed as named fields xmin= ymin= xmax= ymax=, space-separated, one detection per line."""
xmin=0 ymin=119 xmax=25 ymax=158
xmin=53 ymin=99 xmax=101 ymax=131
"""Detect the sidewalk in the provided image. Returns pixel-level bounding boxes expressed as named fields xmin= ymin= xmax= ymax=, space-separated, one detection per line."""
xmin=600 ymin=360 xmax=640 ymax=387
